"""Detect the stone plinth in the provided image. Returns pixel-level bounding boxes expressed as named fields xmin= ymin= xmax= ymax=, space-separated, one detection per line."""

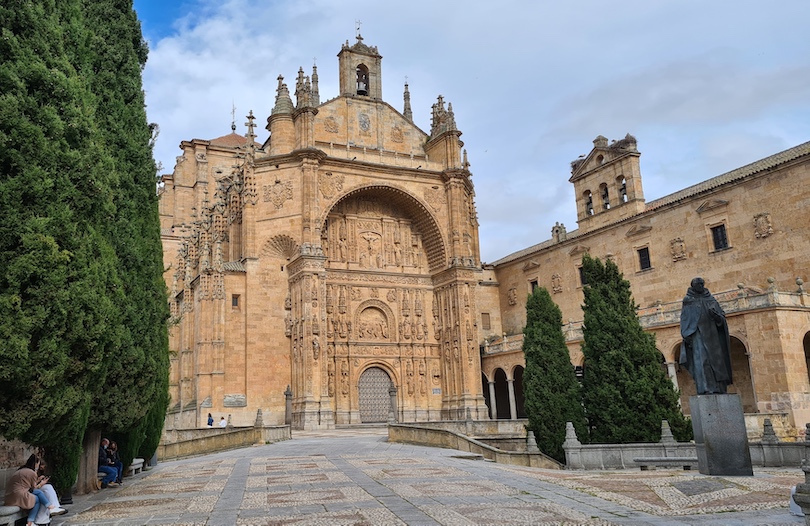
xmin=690 ymin=394 xmax=753 ymax=476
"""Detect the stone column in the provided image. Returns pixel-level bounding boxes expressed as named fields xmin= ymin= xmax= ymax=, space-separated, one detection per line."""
xmin=666 ymin=362 xmax=679 ymax=389
xmin=488 ymin=381 xmax=497 ymax=419
xmin=507 ymin=378 xmax=517 ymax=420
xmin=388 ymin=385 xmax=398 ymax=423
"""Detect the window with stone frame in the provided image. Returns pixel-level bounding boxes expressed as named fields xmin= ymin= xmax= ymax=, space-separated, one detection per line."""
xmin=711 ymin=223 xmax=729 ymax=251
xmin=481 ymin=312 xmax=491 ymax=331
xmin=637 ymin=246 xmax=652 ymax=271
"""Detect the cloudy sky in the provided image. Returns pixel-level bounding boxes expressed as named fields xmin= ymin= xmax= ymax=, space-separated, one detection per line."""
xmin=134 ymin=0 xmax=810 ymax=263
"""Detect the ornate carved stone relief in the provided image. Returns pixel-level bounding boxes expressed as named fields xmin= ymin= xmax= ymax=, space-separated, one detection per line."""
xmin=551 ymin=274 xmax=562 ymax=293
xmin=391 ymin=125 xmax=404 ymax=143
xmin=263 ymin=179 xmax=293 ymax=209
xmin=670 ymin=237 xmax=686 ymax=262
xmin=324 ymin=116 xmax=339 ymax=133
xmin=507 ymin=287 xmax=517 ymax=305
xmin=319 ymin=171 xmax=344 ymax=199
xmin=753 ymin=213 xmax=773 ymax=238
xmin=423 ymin=186 xmax=444 ymax=211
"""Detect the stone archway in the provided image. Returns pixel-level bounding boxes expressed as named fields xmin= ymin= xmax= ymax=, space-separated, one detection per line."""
xmin=727 ymin=336 xmax=756 ymax=412
xmin=358 ymin=367 xmax=393 ymax=423
xmin=493 ymin=368 xmax=510 ymax=420
xmin=674 ymin=337 xmax=756 ymax=413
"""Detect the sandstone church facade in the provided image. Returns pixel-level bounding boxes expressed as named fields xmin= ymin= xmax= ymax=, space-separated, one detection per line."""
xmin=160 ymin=36 xmax=810 ymax=434
xmin=159 ymin=36 xmax=488 ymax=430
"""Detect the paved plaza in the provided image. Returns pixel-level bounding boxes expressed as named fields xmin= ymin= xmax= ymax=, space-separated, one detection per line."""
xmin=50 ymin=427 xmax=805 ymax=525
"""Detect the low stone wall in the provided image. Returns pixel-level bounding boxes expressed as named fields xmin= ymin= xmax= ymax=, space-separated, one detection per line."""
xmin=0 ymin=438 xmax=38 ymax=495
xmin=157 ymin=426 xmax=290 ymax=461
xmin=388 ymin=423 xmax=561 ymax=469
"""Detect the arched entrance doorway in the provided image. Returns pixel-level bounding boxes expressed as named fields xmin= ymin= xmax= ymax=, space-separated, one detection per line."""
xmin=675 ymin=336 xmax=756 ymax=413
xmin=358 ymin=367 xmax=393 ymax=423
xmin=494 ymin=368 xmax=510 ymax=419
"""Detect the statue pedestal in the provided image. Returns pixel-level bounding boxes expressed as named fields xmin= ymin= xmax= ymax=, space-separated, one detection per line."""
xmin=690 ymin=394 xmax=753 ymax=476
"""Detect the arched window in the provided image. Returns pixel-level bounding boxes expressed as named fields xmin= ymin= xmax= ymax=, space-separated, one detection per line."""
xmin=584 ymin=191 xmax=594 ymax=216
xmin=600 ymin=183 xmax=610 ymax=210
xmin=617 ymin=176 xmax=628 ymax=203
xmin=356 ymin=64 xmax=369 ymax=95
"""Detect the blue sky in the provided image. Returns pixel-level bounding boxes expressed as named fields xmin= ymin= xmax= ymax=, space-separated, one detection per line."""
xmin=133 ymin=0 xmax=810 ymax=263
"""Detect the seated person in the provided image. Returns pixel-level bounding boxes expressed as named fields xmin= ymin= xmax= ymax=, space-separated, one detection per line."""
xmin=98 ymin=438 xmax=119 ymax=488
xmin=219 ymin=417 xmax=227 ymax=428
xmin=4 ymin=454 xmax=66 ymax=526
xmin=106 ymin=441 xmax=124 ymax=484
xmin=33 ymin=458 xmax=66 ymax=525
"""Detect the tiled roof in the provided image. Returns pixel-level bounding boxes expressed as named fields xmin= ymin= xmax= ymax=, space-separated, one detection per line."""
xmin=209 ymin=132 xmax=262 ymax=149
xmin=645 ymin=140 xmax=810 ymax=211
xmin=490 ymin=140 xmax=810 ymax=267
xmin=223 ymin=261 xmax=246 ymax=272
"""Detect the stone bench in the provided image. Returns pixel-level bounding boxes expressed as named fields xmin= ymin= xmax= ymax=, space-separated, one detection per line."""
xmin=633 ymin=457 xmax=699 ymax=470
xmin=0 ymin=505 xmax=25 ymax=526
xmin=126 ymin=458 xmax=145 ymax=477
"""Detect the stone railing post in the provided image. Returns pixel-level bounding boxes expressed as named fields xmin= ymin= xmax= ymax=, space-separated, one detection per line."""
xmin=562 ymin=422 xmax=583 ymax=469
xmin=388 ymin=385 xmax=398 ymax=423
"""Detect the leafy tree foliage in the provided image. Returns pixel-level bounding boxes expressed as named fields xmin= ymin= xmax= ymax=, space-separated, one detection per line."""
xmin=523 ymin=287 xmax=587 ymax=463
xmin=579 ymin=254 xmax=691 ymax=443
xmin=0 ymin=0 xmax=168 ymax=490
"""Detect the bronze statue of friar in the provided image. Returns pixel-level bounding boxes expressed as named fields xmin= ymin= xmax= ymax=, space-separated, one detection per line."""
xmin=679 ymin=277 xmax=733 ymax=394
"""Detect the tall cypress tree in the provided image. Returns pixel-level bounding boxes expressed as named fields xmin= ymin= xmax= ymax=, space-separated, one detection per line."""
xmin=0 ymin=0 xmax=123 ymax=490
xmin=580 ymin=254 xmax=690 ymax=443
xmin=523 ymin=287 xmax=587 ymax=463
xmin=0 ymin=0 xmax=169 ymax=490
xmin=69 ymin=0 xmax=170 ymax=468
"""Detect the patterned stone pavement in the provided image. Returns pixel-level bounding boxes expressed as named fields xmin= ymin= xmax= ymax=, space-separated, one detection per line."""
xmin=49 ymin=427 xmax=805 ymax=525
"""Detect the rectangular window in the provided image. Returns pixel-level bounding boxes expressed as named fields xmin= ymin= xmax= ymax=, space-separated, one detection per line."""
xmin=711 ymin=224 xmax=729 ymax=251
xmin=481 ymin=313 xmax=491 ymax=331
xmin=578 ymin=267 xmax=588 ymax=286
xmin=637 ymin=247 xmax=651 ymax=271
xmin=530 ymin=280 xmax=539 ymax=293
xmin=232 ymin=294 xmax=240 ymax=308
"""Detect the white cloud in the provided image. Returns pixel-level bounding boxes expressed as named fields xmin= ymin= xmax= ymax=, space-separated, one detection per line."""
xmin=140 ymin=0 xmax=810 ymax=262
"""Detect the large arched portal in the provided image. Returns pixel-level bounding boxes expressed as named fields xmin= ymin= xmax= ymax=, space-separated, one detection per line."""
xmin=358 ymin=367 xmax=393 ymax=423
xmin=493 ymin=368 xmax=510 ymax=419
xmin=309 ymin=184 xmax=485 ymax=425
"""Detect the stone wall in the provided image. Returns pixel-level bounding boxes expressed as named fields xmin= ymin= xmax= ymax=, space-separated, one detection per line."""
xmin=157 ymin=425 xmax=290 ymax=461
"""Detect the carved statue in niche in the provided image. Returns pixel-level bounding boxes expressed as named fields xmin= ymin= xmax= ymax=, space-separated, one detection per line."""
xmin=327 ymin=360 xmax=335 ymax=396
xmin=419 ymin=360 xmax=426 ymax=395
xmin=401 ymin=318 xmax=412 ymax=339
xmin=312 ymin=337 xmax=320 ymax=360
xmin=340 ymin=359 xmax=349 ymax=395
xmin=285 ymin=314 xmax=292 ymax=337
xmin=357 ymin=307 xmax=389 ymax=340
xmin=406 ymin=360 xmax=414 ymax=395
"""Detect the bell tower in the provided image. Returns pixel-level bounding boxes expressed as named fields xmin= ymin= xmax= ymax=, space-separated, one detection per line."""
xmin=338 ymin=34 xmax=383 ymax=100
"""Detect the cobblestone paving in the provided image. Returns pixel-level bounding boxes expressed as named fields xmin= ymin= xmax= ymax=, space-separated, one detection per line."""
xmin=49 ymin=428 xmax=805 ymax=525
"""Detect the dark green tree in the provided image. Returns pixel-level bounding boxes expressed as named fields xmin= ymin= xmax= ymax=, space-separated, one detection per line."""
xmin=72 ymin=0 xmax=169 ymax=467
xmin=522 ymin=287 xmax=587 ymax=463
xmin=0 ymin=0 xmax=124 ymax=490
xmin=580 ymin=254 xmax=691 ymax=443
xmin=0 ymin=0 xmax=169 ymax=491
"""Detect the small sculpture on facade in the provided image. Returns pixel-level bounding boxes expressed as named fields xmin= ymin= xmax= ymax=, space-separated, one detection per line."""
xmin=679 ymin=277 xmax=732 ymax=394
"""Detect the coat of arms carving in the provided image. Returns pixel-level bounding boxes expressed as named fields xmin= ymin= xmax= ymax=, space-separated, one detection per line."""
xmin=263 ymin=179 xmax=293 ymax=209
xmin=753 ymin=213 xmax=773 ymax=238
xmin=319 ymin=172 xmax=344 ymax=199
xmin=423 ymin=186 xmax=444 ymax=211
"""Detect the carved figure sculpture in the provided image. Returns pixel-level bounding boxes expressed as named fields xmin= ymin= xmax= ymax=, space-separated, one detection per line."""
xmin=679 ymin=277 xmax=733 ymax=394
